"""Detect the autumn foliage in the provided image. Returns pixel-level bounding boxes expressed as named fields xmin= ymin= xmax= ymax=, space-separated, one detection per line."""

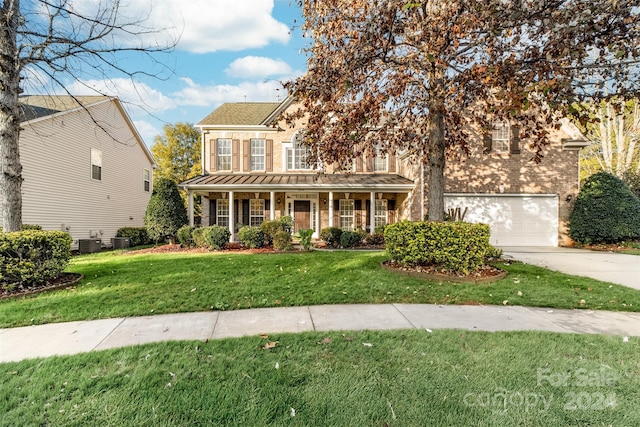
xmin=284 ymin=0 xmax=640 ymax=220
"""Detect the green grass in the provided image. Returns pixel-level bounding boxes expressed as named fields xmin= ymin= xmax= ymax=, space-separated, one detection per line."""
xmin=0 ymin=250 xmax=638 ymax=328
xmin=1 ymin=330 xmax=638 ymax=426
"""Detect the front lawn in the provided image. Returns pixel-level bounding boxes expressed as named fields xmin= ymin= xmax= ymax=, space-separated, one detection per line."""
xmin=1 ymin=330 xmax=638 ymax=426
xmin=0 ymin=250 xmax=637 ymax=328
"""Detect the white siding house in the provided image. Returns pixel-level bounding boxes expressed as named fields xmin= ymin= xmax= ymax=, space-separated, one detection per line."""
xmin=2 ymin=95 xmax=156 ymax=249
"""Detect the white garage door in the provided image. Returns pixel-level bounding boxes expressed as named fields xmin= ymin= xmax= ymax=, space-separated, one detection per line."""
xmin=444 ymin=194 xmax=559 ymax=247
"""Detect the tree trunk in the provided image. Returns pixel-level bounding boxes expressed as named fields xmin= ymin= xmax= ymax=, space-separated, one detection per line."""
xmin=427 ymin=76 xmax=446 ymax=222
xmin=0 ymin=0 xmax=23 ymax=232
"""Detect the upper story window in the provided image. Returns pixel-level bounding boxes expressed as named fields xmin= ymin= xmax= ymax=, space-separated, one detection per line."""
xmin=217 ymin=139 xmax=232 ymax=170
xmin=491 ymin=121 xmax=510 ymax=153
xmin=287 ymin=143 xmax=313 ymax=170
xmin=250 ymin=139 xmax=265 ymax=171
xmin=373 ymin=147 xmax=388 ymax=172
xmin=91 ymin=148 xmax=102 ymax=180
xmin=143 ymin=169 xmax=150 ymax=192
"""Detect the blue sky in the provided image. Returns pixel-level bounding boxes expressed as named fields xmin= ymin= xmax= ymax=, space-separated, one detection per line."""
xmin=26 ymin=0 xmax=307 ymax=147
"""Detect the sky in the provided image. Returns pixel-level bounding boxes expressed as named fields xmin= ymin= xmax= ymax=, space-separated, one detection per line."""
xmin=25 ymin=0 xmax=308 ymax=147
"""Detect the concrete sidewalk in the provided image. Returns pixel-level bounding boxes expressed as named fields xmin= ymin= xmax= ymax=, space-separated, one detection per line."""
xmin=502 ymin=247 xmax=640 ymax=290
xmin=2 ymin=304 xmax=639 ymax=363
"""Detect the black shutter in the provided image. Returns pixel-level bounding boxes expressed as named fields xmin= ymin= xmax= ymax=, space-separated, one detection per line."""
xmin=242 ymin=199 xmax=250 ymax=226
xmin=334 ymin=200 xmax=340 ymax=226
xmin=234 ymin=200 xmax=240 ymax=227
xmin=510 ymin=126 xmax=521 ymax=154
xmin=483 ymin=133 xmax=492 ymax=154
xmin=365 ymin=200 xmax=371 ymax=231
xmin=209 ymin=199 xmax=217 ymax=226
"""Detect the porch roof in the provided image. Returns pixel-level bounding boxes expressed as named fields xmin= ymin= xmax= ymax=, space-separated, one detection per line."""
xmin=179 ymin=173 xmax=414 ymax=193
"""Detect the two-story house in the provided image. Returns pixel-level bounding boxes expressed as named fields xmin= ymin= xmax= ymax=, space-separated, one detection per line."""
xmin=180 ymin=97 xmax=588 ymax=246
xmin=3 ymin=95 xmax=156 ymax=250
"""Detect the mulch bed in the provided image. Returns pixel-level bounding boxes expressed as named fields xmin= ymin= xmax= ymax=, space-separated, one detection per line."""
xmin=381 ymin=261 xmax=507 ymax=284
xmin=577 ymin=242 xmax=640 ymax=253
xmin=1 ymin=273 xmax=84 ymax=300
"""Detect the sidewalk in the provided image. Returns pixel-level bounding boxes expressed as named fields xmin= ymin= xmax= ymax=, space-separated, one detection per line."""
xmin=2 ymin=304 xmax=639 ymax=363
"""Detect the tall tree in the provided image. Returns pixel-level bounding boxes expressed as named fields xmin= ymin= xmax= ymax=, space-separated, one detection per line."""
xmin=151 ymin=122 xmax=201 ymax=184
xmin=0 ymin=0 xmax=176 ymax=231
xmin=577 ymin=99 xmax=640 ymax=180
xmin=151 ymin=122 xmax=202 ymax=217
xmin=284 ymin=0 xmax=640 ymax=220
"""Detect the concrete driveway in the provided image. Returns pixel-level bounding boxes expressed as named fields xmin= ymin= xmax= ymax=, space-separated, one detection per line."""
xmin=501 ymin=247 xmax=640 ymax=291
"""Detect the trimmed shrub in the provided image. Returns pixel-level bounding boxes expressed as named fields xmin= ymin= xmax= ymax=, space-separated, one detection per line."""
xmin=569 ymin=171 xmax=640 ymax=244
xmin=176 ymin=225 xmax=196 ymax=247
xmin=364 ymin=232 xmax=385 ymax=246
xmin=21 ymin=224 xmax=42 ymax=231
xmin=0 ymin=230 xmax=72 ymax=289
xmin=116 ymin=227 xmax=151 ymax=247
xmin=202 ymin=225 xmax=231 ymax=250
xmin=238 ymin=226 xmax=265 ymax=249
xmin=144 ymin=178 xmax=188 ymax=243
xmin=385 ymin=220 xmax=491 ymax=274
xmin=192 ymin=227 xmax=207 ymax=248
xmin=320 ymin=227 xmax=343 ymax=248
xmin=485 ymin=245 xmax=503 ymax=261
xmin=340 ymin=231 xmax=362 ymax=248
xmin=298 ymin=228 xmax=314 ymax=250
xmin=260 ymin=216 xmax=293 ymax=246
xmin=273 ymin=230 xmax=293 ymax=251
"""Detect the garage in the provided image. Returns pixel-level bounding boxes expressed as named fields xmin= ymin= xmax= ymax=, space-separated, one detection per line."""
xmin=444 ymin=194 xmax=559 ymax=247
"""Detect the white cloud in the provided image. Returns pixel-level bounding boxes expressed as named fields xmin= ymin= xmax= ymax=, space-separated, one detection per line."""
xmin=68 ymin=0 xmax=290 ymax=54
xmin=63 ymin=78 xmax=174 ymax=118
xmin=171 ymin=77 xmax=286 ymax=108
xmin=225 ymin=56 xmax=293 ymax=79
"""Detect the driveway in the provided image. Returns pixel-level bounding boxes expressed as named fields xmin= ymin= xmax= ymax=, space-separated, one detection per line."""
xmin=501 ymin=247 xmax=640 ymax=291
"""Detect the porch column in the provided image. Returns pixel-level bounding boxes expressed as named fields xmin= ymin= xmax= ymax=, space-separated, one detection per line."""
xmin=328 ymin=191 xmax=334 ymax=227
xmin=270 ymin=191 xmax=275 ymax=220
xmin=228 ymin=191 xmax=234 ymax=241
xmin=370 ymin=192 xmax=376 ymax=234
xmin=188 ymin=190 xmax=194 ymax=226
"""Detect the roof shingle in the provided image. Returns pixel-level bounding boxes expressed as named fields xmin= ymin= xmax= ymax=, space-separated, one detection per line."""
xmin=197 ymin=102 xmax=282 ymax=126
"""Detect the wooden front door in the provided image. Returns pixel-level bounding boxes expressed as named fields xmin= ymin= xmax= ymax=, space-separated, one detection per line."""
xmin=294 ymin=200 xmax=311 ymax=233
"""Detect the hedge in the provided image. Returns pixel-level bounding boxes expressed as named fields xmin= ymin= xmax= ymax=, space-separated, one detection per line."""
xmin=201 ymin=225 xmax=231 ymax=250
xmin=176 ymin=225 xmax=196 ymax=247
xmin=0 ymin=230 xmax=72 ymax=289
xmin=238 ymin=226 xmax=265 ymax=249
xmin=384 ymin=220 xmax=491 ymax=274
xmin=320 ymin=227 xmax=343 ymax=248
xmin=116 ymin=227 xmax=151 ymax=247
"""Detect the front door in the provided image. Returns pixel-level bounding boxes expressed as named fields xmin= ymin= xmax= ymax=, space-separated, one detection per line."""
xmin=293 ymin=200 xmax=311 ymax=233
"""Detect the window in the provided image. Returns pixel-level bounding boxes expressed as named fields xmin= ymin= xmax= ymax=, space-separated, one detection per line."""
xmin=143 ymin=169 xmax=150 ymax=192
xmin=491 ymin=121 xmax=510 ymax=153
xmin=250 ymin=199 xmax=265 ymax=227
xmin=374 ymin=148 xmax=388 ymax=172
xmin=91 ymin=148 xmax=102 ymax=180
xmin=250 ymin=139 xmax=265 ymax=171
xmin=217 ymin=199 xmax=229 ymax=228
xmin=286 ymin=143 xmax=312 ymax=170
xmin=339 ymin=199 xmax=355 ymax=231
xmin=217 ymin=139 xmax=232 ymax=170
xmin=375 ymin=199 xmax=388 ymax=228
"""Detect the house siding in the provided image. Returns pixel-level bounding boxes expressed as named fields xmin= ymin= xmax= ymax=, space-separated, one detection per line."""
xmin=6 ymin=99 xmax=154 ymax=248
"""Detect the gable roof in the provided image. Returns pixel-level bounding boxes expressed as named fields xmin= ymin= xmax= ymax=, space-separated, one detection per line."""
xmin=197 ymin=102 xmax=283 ymax=127
xmin=19 ymin=95 xmax=156 ymax=168
xmin=19 ymin=95 xmax=109 ymax=122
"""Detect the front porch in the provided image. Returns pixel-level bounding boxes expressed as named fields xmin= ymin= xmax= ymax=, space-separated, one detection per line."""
xmin=179 ymin=174 xmax=415 ymax=240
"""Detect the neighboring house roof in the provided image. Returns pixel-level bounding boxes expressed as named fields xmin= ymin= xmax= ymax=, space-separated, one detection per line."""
xmin=197 ymin=102 xmax=283 ymax=127
xmin=180 ymin=173 xmax=414 ymax=192
xmin=19 ymin=95 xmax=157 ymax=168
